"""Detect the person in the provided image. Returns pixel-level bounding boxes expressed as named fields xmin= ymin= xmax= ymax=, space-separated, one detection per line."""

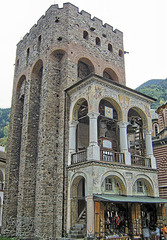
xmin=143 ymin=225 xmax=150 ymax=240
xmin=162 ymin=224 xmax=167 ymax=240
xmin=154 ymin=225 xmax=160 ymax=240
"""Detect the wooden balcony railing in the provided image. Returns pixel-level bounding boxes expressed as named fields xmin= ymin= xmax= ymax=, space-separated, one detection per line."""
xmin=71 ymin=149 xmax=125 ymax=165
xmin=71 ymin=149 xmax=151 ymax=168
xmin=71 ymin=150 xmax=87 ymax=164
xmin=100 ymin=148 xmax=125 ymax=164
xmin=131 ymin=154 xmax=151 ymax=167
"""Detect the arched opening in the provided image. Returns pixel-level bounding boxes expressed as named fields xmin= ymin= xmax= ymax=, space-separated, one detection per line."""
xmin=133 ymin=177 xmax=154 ymax=196
xmin=103 ymin=68 xmax=118 ymax=82
xmin=102 ymin=175 xmax=126 ymax=195
xmin=128 ymin=108 xmax=147 ymax=164
xmin=98 ymin=99 xmax=121 ymax=162
xmin=132 ymin=177 xmax=155 ymax=228
xmin=83 ymin=31 xmax=88 ymax=40
xmin=153 ymin=123 xmax=159 ymax=137
xmin=108 ymin=43 xmax=113 ymax=53
xmin=71 ymin=175 xmax=86 ymax=226
xmin=98 ymin=98 xmax=124 ymax=163
xmin=96 ymin=37 xmax=101 ymax=46
xmin=75 ymin=99 xmax=89 ymax=152
xmin=119 ymin=49 xmax=123 ymax=57
xmin=78 ymin=58 xmax=94 ymax=80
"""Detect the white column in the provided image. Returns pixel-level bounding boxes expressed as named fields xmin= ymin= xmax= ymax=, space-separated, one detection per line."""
xmin=117 ymin=121 xmax=131 ymax=165
xmin=68 ymin=120 xmax=78 ymax=165
xmin=87 ymin=113 xmax=100 ymax=161
xmin=145 ymin=129 xmax=156 ymax=169
xmin=87 ymin=195 xmax=94 ymax=237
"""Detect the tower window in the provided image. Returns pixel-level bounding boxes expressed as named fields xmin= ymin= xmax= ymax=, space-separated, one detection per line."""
xmin=16 ymin=59 xmax=19 ymax=69
xmin=26 ymin=48 xmax=30 ymax=64
xmin=83 ymin=31 xmax=88 ymax=40
xmin=119 ymin=49 xmax=123 ymax=57
xmin=96 ymin=37 xmax=101 ymax=46
xmin=38 ymin=35 xmax=41 ymax=52
xmin=38 ymin=35 xmax=41 ymax=44
xmin=108 ymin=43 xmax=113 ymax=53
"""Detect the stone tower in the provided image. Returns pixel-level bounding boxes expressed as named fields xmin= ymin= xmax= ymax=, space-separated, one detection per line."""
xmin=2 ymin=3 xmax=163 ymax=240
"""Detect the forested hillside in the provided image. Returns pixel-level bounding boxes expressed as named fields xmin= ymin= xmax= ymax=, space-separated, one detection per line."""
xmin=136 ymin=78 xmax=167 ymax=109
xmin=0 ymin=108 xmax=10 ymax=149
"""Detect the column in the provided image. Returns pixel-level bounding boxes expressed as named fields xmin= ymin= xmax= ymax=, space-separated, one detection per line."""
xmin=117 ymin=121 xmax=131 ymax=165
xmin=87 ymin=113 xmax=100 ymax=161
xmin=145 ymin=129 xmax=156 ymax=169
xmin=68 ymin=120 xmax=78 ymax=165
xmin=87 ymin=195 xmax=94 ymax=237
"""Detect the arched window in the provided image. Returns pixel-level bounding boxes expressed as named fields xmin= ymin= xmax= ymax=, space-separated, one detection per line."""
xmin=96 ymin=37 xmax=101 ymax=46
xmin=136 ymin=180 xmax=148 ymax=195
xmin=83 ymin=31 xmax=88 ymax=40
xmin=78 ymin=58 xmax=94 ymax=80
xmin=108 ymin=43 xmax=113 ymax=53
xmin=154 ymin=123 xmax=159 ymax=137
xmin=104 ymin=176 xmax=122 ymax=194
xmin=103 ymin=68 xmax=118 ymax=82
xmin=119 ymin=49 xmax=123 ymax=57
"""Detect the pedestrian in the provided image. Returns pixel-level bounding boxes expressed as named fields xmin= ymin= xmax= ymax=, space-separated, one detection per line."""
xmin=162 ymin=224 xmax=167 ymax=240
xmin=154 ymin=225 xmax=160 ymax=240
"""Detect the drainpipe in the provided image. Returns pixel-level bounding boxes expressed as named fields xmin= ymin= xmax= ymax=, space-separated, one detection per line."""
xmin=62 ymin=90 xmax=67 ymax=237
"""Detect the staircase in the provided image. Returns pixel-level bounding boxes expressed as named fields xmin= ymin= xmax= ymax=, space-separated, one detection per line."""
xmin=67 ymin=208 xmax=86 ymax=239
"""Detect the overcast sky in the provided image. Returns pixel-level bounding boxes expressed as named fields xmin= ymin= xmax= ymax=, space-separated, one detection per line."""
xmin=0 ymin=0 xmax=167 ymax=108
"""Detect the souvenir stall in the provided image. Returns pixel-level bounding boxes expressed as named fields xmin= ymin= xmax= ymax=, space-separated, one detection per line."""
xmin=95 ymin=201 xmax=129 ymax=240
xmin=94 ymin=197 xmax=167 ymax=240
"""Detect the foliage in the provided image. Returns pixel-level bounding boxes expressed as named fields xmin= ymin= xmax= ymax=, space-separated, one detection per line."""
xmin=0 ymin=108 xmax=10 ymax=149
xmin=0 ymin=237 xmax=18 ymax=240
xmin=136 ymin=78 xmax=167 ymax=109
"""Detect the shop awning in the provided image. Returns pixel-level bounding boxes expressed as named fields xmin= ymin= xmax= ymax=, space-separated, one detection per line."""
xmin=93 ymin=194 xmax=167 ymax=203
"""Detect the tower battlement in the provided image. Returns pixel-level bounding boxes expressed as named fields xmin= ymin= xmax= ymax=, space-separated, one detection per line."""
xmin=17 ymin=2 xmax=122 ymax=47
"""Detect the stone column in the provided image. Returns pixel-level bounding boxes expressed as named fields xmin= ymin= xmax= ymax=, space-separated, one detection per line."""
xmin=87 ymin=113 xmax=100 ymax=161
xmin=87 ymin=195 xmax=94 ymax=237
xmin=68 ymin=120 xmax=78 ymax=165
xmin=67 ymin=180 xmax=72 ymax=233
xmin=145 ymin=129 xmax=156 ymax=169
xmin=117 ymin=121 xmax=131 ymax=165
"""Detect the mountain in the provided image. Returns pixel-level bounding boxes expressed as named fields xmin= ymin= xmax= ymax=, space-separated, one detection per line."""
xmin=136 ymin=79 xmax=165 ymax=90
xmin=0 ymin=108 xmax=10 ymax=149
xmin=136 ymin=78 xmax=167 ymax=109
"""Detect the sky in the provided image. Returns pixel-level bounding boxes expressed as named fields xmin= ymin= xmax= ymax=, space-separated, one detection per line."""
xmin=0 ymin=0 xmax=167 ymax=108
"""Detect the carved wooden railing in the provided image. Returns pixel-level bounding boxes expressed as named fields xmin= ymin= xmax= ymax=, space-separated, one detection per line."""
xmin=131 ymin=154 xmax=151 ymax=167
xmin=71 ymin=150 xmax=87 ymax=164
xmin=101 ymin=148 xmax=125 ymax=164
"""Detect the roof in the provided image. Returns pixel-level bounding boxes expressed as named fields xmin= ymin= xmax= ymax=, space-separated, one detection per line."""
xmin=94 ymin=194 xmax=167 ymax=203
xmin=65 ymin=73 xmax=157 ymax=102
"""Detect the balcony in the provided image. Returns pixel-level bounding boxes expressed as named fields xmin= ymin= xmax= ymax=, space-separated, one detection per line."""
xmin=71 ymin=149 xmax=152 ymax=169
xmin=71 ymin=149 xmax=124 ymax=165
xmin=131 ymin=154 xmax=151 ymax=167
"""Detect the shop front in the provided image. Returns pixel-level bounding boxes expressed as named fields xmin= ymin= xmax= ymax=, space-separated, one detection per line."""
xmin=94 ymin=194 xmax=167 ymax=240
